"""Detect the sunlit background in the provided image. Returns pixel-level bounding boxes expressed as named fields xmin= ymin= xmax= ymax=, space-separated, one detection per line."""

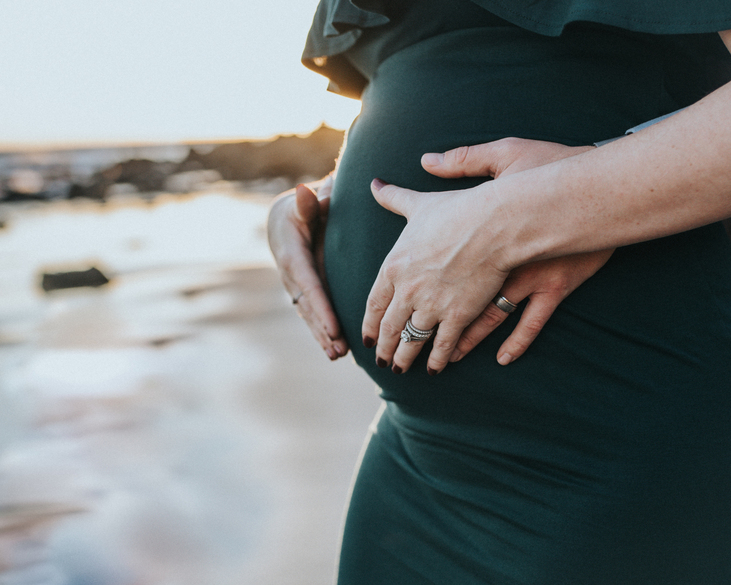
xmin=0 ymin=0 xmax=360 ymax=148
xmin=0 ymin=3 xmax=378 ymax=584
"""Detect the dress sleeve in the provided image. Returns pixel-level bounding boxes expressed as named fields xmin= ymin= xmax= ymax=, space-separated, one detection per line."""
xmin=468 ymin=0 xmax=731 ymax=36
xmin=302 ymin=0 xmax=731 ymax=98
xmin=301 ymin=0 xmax=389 ymax=99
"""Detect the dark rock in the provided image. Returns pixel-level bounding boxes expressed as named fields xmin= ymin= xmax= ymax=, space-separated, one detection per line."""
xmin=182 ymin=124 xmax=344 ymax=182
xmin=1 ymin=190 xmax=46 ymax=202
xmin=41 ymin=267 xmax=111 ymax=292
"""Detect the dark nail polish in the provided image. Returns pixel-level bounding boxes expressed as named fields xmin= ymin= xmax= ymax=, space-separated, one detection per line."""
xmin=372 ymin=178 xmax=387 ymax=190
xmin=392 ymin=364 xmax=402 ymax=375
xmin=376 ymin=357 xmax=388 ymax=368
xmin=363 ymin=336 xmax=375 ymax=348
xmin=427 ymin=367 xmax=438 ymax=376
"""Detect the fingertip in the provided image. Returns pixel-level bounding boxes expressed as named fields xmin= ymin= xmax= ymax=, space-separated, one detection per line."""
xmin=334 ymin=340 xmax=349 ymax=357
xmin=421 ymin=152 xmax=444 ymax=167
xmin=497 ymin=352 xmax=514 ymax=366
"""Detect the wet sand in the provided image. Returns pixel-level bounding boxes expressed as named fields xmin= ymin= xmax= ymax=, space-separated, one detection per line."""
xmin=0 ymin=193 xmax=380 ymax=584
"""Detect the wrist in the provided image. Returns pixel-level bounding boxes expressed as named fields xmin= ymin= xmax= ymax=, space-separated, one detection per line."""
xmin=481 ymin=162 xmax=570 ymax=270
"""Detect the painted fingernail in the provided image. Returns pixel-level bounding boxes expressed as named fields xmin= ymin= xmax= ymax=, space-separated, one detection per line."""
xmin=372 ymin=178 xmax=387 ymax=190
xmin=421 ymin=152 xmax=444 ymax=166
xmin=363 ymin=336 xmax=375 ymax=348
xmin=427 ymin=367 xmax=438 ymax=376
xmin=449 ymin=349 xmax=462 ymax=362
xmin=497 ymin=352 xmax=513 ymax=366
xmin=392 ymin=364 xmax=402 ymax=374
xmin=376 ymin=357 xmax=388 ymax=368
xmin=326 ymin=348 xmax=337 ymax=360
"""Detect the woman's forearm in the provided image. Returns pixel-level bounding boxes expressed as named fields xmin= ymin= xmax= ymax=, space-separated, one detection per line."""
xmin=491 ymin=78 xmax=731 ymax=268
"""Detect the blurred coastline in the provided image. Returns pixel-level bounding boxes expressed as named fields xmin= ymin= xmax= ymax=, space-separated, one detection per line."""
xmin=0 ymin=129 xmax=380 ymax=585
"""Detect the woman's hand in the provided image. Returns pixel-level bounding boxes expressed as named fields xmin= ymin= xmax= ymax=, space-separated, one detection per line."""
xmin=450 ymin=250 xmax=613 ymax=366
xmin=362 ymin=178 xmax=510 ymax=374
xmin=424 ymin=138 xmax=614 ymax=366
xmin=267 ymin=178 xmax=349 ymax=360
xmin=363 ymin=138 xmax=612 ymax=374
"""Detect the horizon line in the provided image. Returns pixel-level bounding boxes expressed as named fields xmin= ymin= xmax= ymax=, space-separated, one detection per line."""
xmin=0 ymin=123 xmax=345 ymax=155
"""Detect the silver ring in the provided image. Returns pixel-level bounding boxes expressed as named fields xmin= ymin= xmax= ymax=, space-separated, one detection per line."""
xmin=493 ymin=295 xmax=518 ymax=314
xmin=292 ymin=291 xmax=304 ymax=304
xmin=400 ymin=318 xmax=436 ymax=343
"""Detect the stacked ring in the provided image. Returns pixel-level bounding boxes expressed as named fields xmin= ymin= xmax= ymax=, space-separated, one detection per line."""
xmin=400 ymin=318 xmax=437 ymax=343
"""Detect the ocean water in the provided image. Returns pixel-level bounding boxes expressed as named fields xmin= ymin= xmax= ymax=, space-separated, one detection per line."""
xmin=0 ymin=189 xmax=380 ymax=584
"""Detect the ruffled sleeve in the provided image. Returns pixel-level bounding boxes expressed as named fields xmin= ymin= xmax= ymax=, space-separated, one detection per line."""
xmin=302 ymin=0 xmax=389 ymax=98
xmin=302 ymin=0 xmax=731 ymax=98
xmin=469 ymin=0 xmax=731 ymax=36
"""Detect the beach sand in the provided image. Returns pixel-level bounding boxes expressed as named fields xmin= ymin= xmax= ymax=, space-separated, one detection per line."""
xmin=0 ymin=191 xmax=380 ymax=584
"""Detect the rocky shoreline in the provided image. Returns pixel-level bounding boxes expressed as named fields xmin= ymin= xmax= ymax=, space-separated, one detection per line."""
xmin=0 ymin=125 xmax=344 ymax=203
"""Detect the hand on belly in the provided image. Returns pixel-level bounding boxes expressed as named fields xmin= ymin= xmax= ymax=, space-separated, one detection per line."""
xmin=362 ymin=138 xmax=612 ymax=374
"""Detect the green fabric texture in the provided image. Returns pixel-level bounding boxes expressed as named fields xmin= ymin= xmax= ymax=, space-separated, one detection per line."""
xmin=302 ymin=0 xmax=731 ymax=97
xmin=304 ymin=0 xmax=731 ymax=583
xmin=469 ymin=0 xmax=731 ymax=35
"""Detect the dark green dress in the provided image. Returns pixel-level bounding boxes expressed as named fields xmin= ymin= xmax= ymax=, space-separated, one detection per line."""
xmin=303 ymin=1 xmax=731 ymax=583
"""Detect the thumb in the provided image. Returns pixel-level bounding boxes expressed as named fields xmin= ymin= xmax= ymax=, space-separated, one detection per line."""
xmin=294 ymin=183 xmax=320 ymax=224
xmin=422 ymin=143 xmax=504 ymax=179
xmin=370 ymin=178 xmax=420 ymax=218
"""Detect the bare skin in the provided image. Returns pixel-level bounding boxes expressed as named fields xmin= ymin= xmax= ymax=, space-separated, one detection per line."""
xmin=267 ymin=176 xmax=349 ymax=361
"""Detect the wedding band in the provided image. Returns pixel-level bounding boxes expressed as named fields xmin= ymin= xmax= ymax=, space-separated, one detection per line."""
xmin=493 ymin=295 xmax=518 ymax=314
xmin=292 ymin=292 xmax=304 ymax=304
xmin=400 ymin=318 xmax=436 ymax=343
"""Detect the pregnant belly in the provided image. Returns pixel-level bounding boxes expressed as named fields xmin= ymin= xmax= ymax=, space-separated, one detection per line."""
xmin=323 ymin=26 xmax=731 ymax=429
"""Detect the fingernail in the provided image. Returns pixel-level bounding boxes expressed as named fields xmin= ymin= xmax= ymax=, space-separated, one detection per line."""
xmin=449 ymin=349 xmax=462 ymax=362
xmin=335 ymin=342 xmax=348 ymax=357
xmin=363 ymin=336 xmax=375 ymax=348
xmin=376 ymin=357 xmax=388 ymax=368
xmin=326 ymin=348 xmax=337 ymax=360
xmin=372 ymin=178 xmax=387 ymax=190
xmin=427 ymin=367 xmax=438 ymax=376
xmin=497 ymin=352 xmax=513 ymax=366
xmin=392 ymin=364 xmax=402 ymax=374
xmin=421 ymin=152 xmax=444 ymax=166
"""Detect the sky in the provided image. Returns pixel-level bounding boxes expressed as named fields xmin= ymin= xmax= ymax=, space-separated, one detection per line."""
xmin=0 ymin=0 xmax=361 ymax=148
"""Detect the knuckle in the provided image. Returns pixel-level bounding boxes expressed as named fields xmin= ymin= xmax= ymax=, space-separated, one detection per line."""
xmin=447 ymin=306 xmax=476 ymax=326
xmin=521 ymin=317 xmax=545 ymax=337
xmin=382 ymin=261 xmax=401 ymax=281
xmin=431 ymin=336 xmax=455 ymax=352
xmin=500 ymin=136 xmax=523 ymax=151
xmin=366 ymin=293 xmax=389 ymax=314
xmin=479 ymin=307 xmax=505 ymax=328
xmin=510 ymin=339 xmax=530 ymax=355
xmin=457 ymin=332 xmax=479 ymax=349
xmin=446 ymin=146 xmax=471 ymax=173
xmin=379 ymin=320 xmax=402 ymax=337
